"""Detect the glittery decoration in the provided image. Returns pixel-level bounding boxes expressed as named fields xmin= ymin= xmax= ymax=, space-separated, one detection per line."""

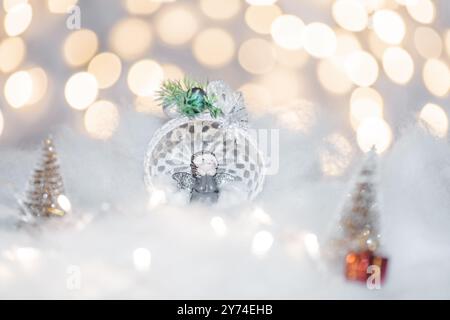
xmin=19 ymin=137 xmax=70 ymax=221
xmin=345 ymin=250 xmax=388 ymax=283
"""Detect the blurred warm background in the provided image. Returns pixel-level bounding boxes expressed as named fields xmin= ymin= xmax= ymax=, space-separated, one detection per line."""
xmin=0 ymin=0 xmax=449 ymax=170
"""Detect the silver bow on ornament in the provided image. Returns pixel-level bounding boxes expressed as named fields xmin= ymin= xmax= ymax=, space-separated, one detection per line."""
xmin=161 ymin=80 xmax=249 ymax=130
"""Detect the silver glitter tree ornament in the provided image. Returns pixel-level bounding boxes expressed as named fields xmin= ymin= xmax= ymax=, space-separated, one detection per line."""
xmin=19 ymin=137 xmax=71 ymax=222
xmin=324 ymin=148 xmax=388 ymax=283
xmin=145 ymin=79 xmax=265 ymax=204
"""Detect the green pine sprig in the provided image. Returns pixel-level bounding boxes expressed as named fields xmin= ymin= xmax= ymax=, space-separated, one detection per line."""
xmin=156 ymin=78 xmax=222 ymax=118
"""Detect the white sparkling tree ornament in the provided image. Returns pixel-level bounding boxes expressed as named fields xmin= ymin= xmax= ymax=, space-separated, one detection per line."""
xmin=19 ymin=137 xmax=71 ymax=222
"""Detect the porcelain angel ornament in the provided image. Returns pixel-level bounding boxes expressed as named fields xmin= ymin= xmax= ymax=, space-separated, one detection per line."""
xmin=144 ymin=79 xmax=266 ymax=205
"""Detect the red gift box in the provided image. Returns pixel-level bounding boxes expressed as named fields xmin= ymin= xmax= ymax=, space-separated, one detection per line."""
xmin=345 ymin=250 xmax=388 ymax=284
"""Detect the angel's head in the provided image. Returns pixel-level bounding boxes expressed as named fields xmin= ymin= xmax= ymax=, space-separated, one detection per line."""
xmin=191 ymin=151 xmax=218 ymax=177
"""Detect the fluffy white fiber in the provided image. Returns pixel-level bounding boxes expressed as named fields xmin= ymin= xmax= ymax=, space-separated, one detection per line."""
xmin=1 ymin=107 xmax=450 ymax=299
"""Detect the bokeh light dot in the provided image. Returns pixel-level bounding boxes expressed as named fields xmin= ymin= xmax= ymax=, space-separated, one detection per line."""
xmin=3 ymin=0 xmax=27 ymax=12
xmin=350 ymin=87 xmax=384 ymax=130
xmin=357 ymin=117 xmax=392 ymax=154
xmin=0 ymin=110 xmax=4 ymax=137
xmin=419 ymin=103 xmax=448 ymax=138
xmin=0 ymin=37 xmax=26 ymax=73
xmin=239 ymin=83 xmax=273 ymax=115
xmin=275 ymin=47 xmax=309 ymax=69
xmin=382 ymin=47 xmax=414 ymax=84
xmin=47 ymin=0 xmax=78 ymax=13
xmin=239 ymin=38 xmax=276 ymax=75
xmin=200 ymin=0 xmax=241 ymax=20
xmin=365 ymin=0 xmax=388 ymax=12
xmin=156 ymin=6 xmax=198 ymax=45
xmin=27 ymin=67 xmax=48 ymax=105
xmin=317 ymin=59 xmax=353 ymax=95
xmin=406 ymin=0 xmax=435 ymax=24
xmin=320 ymin=133 xmax=353 ymax=176
xmin=127 ymin=59 xmax=164 ymax=97
xmin=110 ymin=18 xmax=152 ymax=60
xmin=259 ymin=68 xmax=301 ymax=104
xmin=84 ymin=100 xmax=120 ymax=140
xmin=162 ymin=63 xmax=184 ymax=80
xmin=132 ymin=248 xmax=151 ymax=272
xmin=210 ymin=216 xmax=227 ymax=236
xmin=124 ymin=0 xmax=160 ymax=15
xmin=414 ymin=27 xmax=442 ymax=59
xmin=372 ymin=9 xmax=405 ymax=45
xmin=88 ymin=52 xmax=122 ymax=89
xmin=245 ymin=4 xmax=282 ymax=35
xmin=270 ymin=15 xmax=305 ymax=50
xmin=193 ymin=28 xmax=235 ymax=68
xmin=345 ymin=50 xmax=379 ymax=87
xmin=423 ymin=59 xmax=450 ymax=97
xmin=4 ymin=3 xmax=32 ymax=36
xmin=251 ymin=230 xmax=274 ymax=256
xmin=135 ymin=96 xmax=163 ymax=115
xmin=65 ymin=72 xmax=99 ymax=110
xmin=446 ymin=30 xmax=450 ymax=57
xmin=335 ymin=31 xmax=362 ymax=59
xmin=63 ymin=29 xmax=99 ymax=67
xmin=368 ymin=30 xmax=389 ymax=59
xmin=332 ymin=0 xmax=368 ymax=32
xmin=246 ymin=0 xmax=277 ymax=5
xmin=4 ymin=70 xmax=32 ymax=108
xmin=302 ymin=23 xmax=337 ymax=58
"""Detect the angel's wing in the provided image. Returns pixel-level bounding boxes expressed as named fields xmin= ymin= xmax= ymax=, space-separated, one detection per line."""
xmin=215 ymin=173 xmax=236 ymax=188
xmin=172 ymin=172 xmax=195 ymax=190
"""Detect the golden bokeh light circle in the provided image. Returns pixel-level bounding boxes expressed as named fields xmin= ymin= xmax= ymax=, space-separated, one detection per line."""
xmin=238 ymin=38 xmax=276 ymax=75
xmin=406 ymin=0 xmax=435 ymax=24
xmin=27 ymin=67 xmax=48 ymax=105
xmin=414 ymin=27 xmax=442 ymax=59
xmin=4 ymin=2 xmax=32 ymax=36
xmin=65 ymin=72 xmax=99 ymax=110
xmin=345 ymin=50 xmax=379 ymax=87
xmin=200 ymin=0 xmax=241 ymax=20
xmin=192 ymin=28 xmax=235 ymax=68
xmin=245 ymin=4 xmax=282 ymax=35
xmin=0 ymin=37 xmax=26 ymax=73
xmin=123 ymin=0 xmax=161 ymax=15
xmin=47 ymin=0 xmax=78 ymax=13
xmin=63 ymin=29 xmax=99 ymax=67
xmin=320 ymin=133 xmax=353 ymax=177
xmin=88 ymin=52 xmax=122 ymax=89
xmin=372 ymin=9 xmax=405 ymax=45
xmin=423 ymin=59 xmax=450 ymax=97
xmin=0 ymin=109 xmax=4 ymax=137
xmin=270 ymin=14 xmax=305 ymax=50
xmin=110 ymin=18 xmax=152 ymax=60
xmin=419 ymin=103 xmax=448 ymax=138
xmin=302 ymin=23 xmax=337 ymax=58
xmin=4 ymin=70 xmax=32 ymax=109
xmin=156 ymin=6 xmax=198 ymax=46
xmin=127 ymin=59 xmax=164 ymax=97
xmin=357 ymin=117 xmax=392 ymax=154
xmin=350 ymin=87 xmax=384 ymax=130
xmin=332 ymin=0 xmax=368 ymax=32
xmin=382 ymin=47 xmax=414 ymax=84
xmin=84 ymin=100 xmax=120 ymax=140
xmin=317 ymin=58 xmax=353 ymax=95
